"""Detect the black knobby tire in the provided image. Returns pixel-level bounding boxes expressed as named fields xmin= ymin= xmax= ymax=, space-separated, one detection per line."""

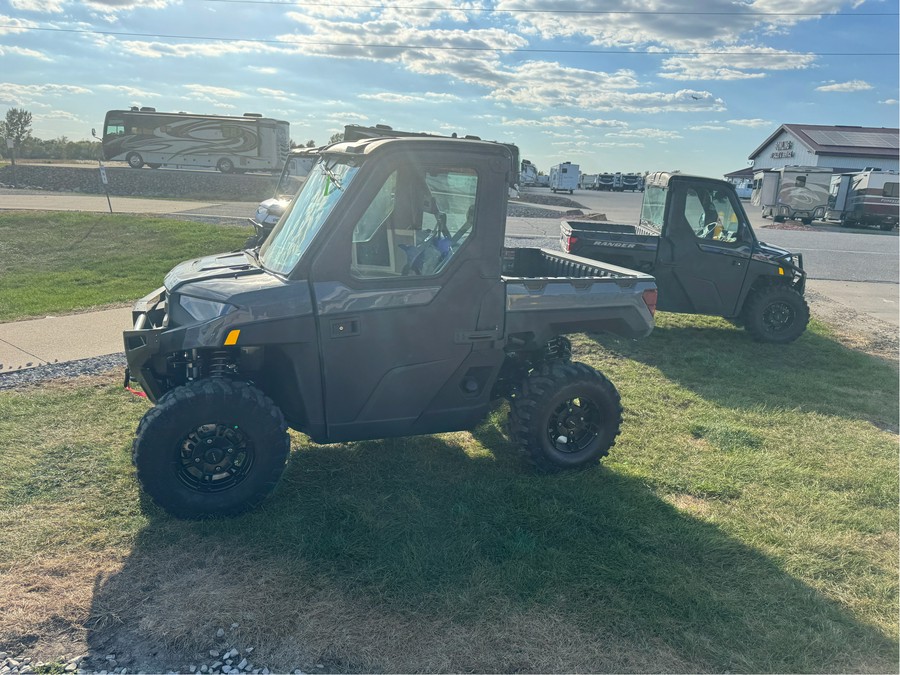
xmin=126 ymin=152 xmax=144 ymax=169
xmin=801 ymin=218 xmax=813 ymax=226
xmin=133 ymin=379 xmax=290 ymax=519
xmin=742 ymin=284 xmax=810 ymax=344
xmin=508 ymin=361 xmax=622 ymax=473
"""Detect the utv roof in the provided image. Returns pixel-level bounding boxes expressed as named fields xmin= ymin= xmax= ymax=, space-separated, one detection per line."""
xmin=643 ymin=171 xmax=734 ymax=190
xmin=323 ymin=135 xmax=513 ymax=159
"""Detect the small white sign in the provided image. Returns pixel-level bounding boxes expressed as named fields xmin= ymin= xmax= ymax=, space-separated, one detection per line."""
xmin=99 ymin=166 xmax=108 ymax=185
xmin=5 ymin=138 xmax=13 ymax=149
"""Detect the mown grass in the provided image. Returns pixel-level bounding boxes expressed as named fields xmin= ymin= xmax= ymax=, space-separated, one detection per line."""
xmin=0 ymin=211 xmax=249 ymax=321
xmin=0 ymin=315 xmax=896 ymax=673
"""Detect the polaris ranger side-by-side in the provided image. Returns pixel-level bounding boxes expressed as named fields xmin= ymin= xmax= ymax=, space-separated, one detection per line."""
xmin=561 ymin=171 xmax=810 ymax=343
xmin=124 ymin=137 xmax=657 ymax=518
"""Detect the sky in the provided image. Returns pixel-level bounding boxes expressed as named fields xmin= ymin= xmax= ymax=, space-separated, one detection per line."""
xmin=0 ymin=0 xmax=898 ymax=177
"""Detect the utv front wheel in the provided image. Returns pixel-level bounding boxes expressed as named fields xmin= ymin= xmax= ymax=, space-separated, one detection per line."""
xmin=509 ymin=361 xmax=622 ymax=472
xmin=133 ymin=379 xmax=290 ymax=519
xmin=742 ymin=284 xmax=810 ymax=344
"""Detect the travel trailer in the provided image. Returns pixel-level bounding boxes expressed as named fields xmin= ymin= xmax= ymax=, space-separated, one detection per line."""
xmin=98 ymin=107 xmax=290 ymax=173
xmin=596 ymin=173 xmax=616 ymax=191
xmin=519 ymin=159 xmax=539 ymax=187
xmin=621 ymin=173 xmax=644 ymax=192
xmin=580 ymin=173 xmax=599 ymax=189
xmin=751 ymin=166 xmax=832 ymax=224
xmin=549 ymin=162 xmax=580 ymax=194
xmin=825 ymin=169 xmax=899 ymax=231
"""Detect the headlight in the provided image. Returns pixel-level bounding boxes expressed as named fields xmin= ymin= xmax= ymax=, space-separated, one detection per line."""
xmin=178 ymin=296 xmax=236 ymax=321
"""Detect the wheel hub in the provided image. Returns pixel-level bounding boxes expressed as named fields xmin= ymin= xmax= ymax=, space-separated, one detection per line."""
xmin=547 ymin=397 xmax=601 ymax=454
xmin=177 ymin=423 xmax=254 ymax=492
xmin=763 ymin=301 xmax=794 ymax=332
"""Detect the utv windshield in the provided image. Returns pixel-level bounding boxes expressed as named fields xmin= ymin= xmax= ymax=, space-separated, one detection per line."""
xmin=639 ymin=185 xmax=666 ymax=230
xmin=259 ymin=157 xmax=360 ymax=275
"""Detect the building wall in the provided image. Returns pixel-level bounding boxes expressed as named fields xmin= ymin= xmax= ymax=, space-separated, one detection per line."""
xmin=750 ymin=129 xmax=899 ymax=173
xmin=751 ymin=130 xmax=818 ymax=170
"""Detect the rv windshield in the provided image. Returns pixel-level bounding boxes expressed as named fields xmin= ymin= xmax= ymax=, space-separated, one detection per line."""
xmin=258 ymin=157 xmax=359 ymax=275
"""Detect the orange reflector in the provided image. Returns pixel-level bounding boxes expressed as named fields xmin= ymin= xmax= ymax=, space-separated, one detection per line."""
xmin=224 ymin=329 xmax=240 ymax=346
xmin=778 ymin=267 xmax=785 ymax=275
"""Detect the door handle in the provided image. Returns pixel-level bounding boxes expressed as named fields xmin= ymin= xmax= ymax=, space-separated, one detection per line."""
xmin=330 ymin=318 xmax=360 ymax=338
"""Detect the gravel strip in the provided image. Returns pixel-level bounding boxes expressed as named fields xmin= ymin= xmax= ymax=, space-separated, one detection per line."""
xmin=0 ymin=353 xmax=126 ymax=391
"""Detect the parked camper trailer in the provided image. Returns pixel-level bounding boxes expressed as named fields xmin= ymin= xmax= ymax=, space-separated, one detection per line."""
xmin=580 ymin=173 xmax=599 ymax=189
xmin=549 ymin=162 xmax=579 ymax=194
xmin=519 ymin=159 xmax=539 ymax=187
xmin=99 ymin=108 xmax=290 ymax=173
xmin=825 ymin=169 xmax=899 ymax=231
xmin=536 ymin=174 xmax=550 ymax=188
xmin=751 ymin=166 xmax=831 ymax=225
xmin=621 ymin=173 xmax=643 ymax=192
xmin=597 ymin=173 xmax=615 ymax=191
xmin=613 ymin=172 xmax=624 ymax=192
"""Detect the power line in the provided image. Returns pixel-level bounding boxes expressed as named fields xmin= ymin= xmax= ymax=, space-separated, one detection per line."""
xmin=2 ymin=25 xmax=897 ymax=56
xmin=195 ymin=0 xmax=900 ymax=16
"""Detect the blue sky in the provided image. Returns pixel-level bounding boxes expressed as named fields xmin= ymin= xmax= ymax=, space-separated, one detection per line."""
xmin=1 ymin=0 xmax=897 ymax=177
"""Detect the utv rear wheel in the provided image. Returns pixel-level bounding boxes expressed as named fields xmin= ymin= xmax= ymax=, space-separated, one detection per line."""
xmin=126 ymin=152 xmax=144 ymax=169
xmin=508 ymin=361 xmax=622 ymax=472
xmin=133 ymin=379 xmax=290 ymax=519
xmin=743 ymin=284 xmax=809 ymax=344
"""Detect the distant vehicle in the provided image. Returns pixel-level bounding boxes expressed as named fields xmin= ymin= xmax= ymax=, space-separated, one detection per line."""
xmin=549 ymin=162 xmax=579 ymax=194
xmin=248 ymin=147 xmax=320 ymax=246
xmin=596 ymin=173 xmax=615 ymax=191
xmin=613 ymin=172 xmax=624 ymax=192
xmin=621 ymin=173 xmax=643 ymax=192
xmin=751 ymin=166 xmax=831 ymax=224
xmin=536 ymin=174 xmax=550 ymax=187
xmin=561 ymin=171 xmax=810 ymax=344
xmin=98 ymin=107 xmax=290 ymax=173
xmin=520 ymin=159 xmax=539 ymax=187
xmin=729 ymin=178 xmax=753 ymax=199
xmin=825 ymin=169 xmax=899 ymax=231
xmin=580 ymin=173 xmax=599 ymax=189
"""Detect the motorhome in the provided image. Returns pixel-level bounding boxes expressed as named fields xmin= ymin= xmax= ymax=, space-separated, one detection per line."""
xmin=98 ymin=107 xmax=290 ymax=173
xmin=549 ymin=162 xmax=579 ymax=194
xmin=750 ymin=166 xmax=832 ymax=224
xmin=825 ymin=169 xmax=898 ymax=231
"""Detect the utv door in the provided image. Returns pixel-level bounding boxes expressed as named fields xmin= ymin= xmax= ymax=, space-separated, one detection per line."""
xmin=310 ymin=145 xmax=508 ymax=442
xmin=655 ymin=180 xmax=753 ymax=316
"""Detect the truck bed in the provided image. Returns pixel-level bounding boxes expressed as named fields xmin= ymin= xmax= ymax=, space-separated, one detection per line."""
xmin=501 ymin=247 xmax=656 ymax=342
xmin=560 ymin=220 xmax=660 ymax=273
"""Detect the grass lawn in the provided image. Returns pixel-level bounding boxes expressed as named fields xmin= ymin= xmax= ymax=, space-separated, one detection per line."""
xmin=0 ymin=211 xmax=896 ymax=671
xmin=0 ymin=211 xmax=249 ymax=322
xmin=0 ymin=313 xmax=896 ymax=672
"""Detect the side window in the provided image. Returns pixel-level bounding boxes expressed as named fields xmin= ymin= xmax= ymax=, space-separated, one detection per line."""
xmin=352 ymin=167 xmax=478 ymax=279
xmin=685 ymin=187 xmax=741 ymax=243
xmin=883 ymin=182 xmax=899 ymax=198
xmin=796 ymin=175 xmax=807 ymax=188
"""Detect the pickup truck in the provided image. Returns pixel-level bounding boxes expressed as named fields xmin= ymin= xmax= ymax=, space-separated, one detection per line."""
xmin=561 ymin=171 xmax=809 ymax=344
xmin=124 ymin=135 xmax=657 ymax=518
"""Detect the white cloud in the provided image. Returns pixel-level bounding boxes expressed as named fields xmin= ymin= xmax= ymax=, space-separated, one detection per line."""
xmin=97 ymin=84 xmax=160 ymax=99
xmin=503 ymin=115 xmax=627 ymax=129
xmin=660 ymin=47 xmax=816 ymax=81
xmin=0 ymin=82 xmax=92 ymax=107
xmin=0 ymin=45 xmax=50 ymax=60
xmin=359 ymin=92 xmax=461 ymax=103
xmin=815 ymin=80 xmax=874 ymax=92
xmin=879 ymin=99 xmax=899 ymax=105
xmin=326 ymin=112 xmax=368 ymax=123
xmin=184 ymin=84 xmax=246 ymax=99
xmin=9 ymin=0 xmax=65 ymax=11
xmin=689 ymin=125 xmax=728 ymax=131
xmin=727 ymin=118 xmax=773 ymax=128
xmin=258 ymin=88 xmax=291 ymax=101
xmin=606 ymin=128 xmax=682 ymax=141
xmin=248 ymin=66 xmax=278 ymax=75
xmin=0 ymin=14 xmax=38 ymax=34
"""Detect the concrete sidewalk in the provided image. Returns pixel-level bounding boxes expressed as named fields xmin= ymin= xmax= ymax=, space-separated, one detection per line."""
xmin=0 ymin=307 xmax=132 ymax=373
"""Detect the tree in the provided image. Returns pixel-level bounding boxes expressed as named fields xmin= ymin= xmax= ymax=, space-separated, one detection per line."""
xmin=328 ymin=132 xmax=344 ymax=144
xmin=305 ymin=139 xmax=316 ymax=147
xmin=1 ymin=107 xmax=33 ymax=147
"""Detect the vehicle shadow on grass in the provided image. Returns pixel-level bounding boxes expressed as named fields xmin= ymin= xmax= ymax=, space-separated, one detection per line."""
xmin=86 ymin=430 xmax=898 ymax=673
xmin=586 ymin=318 xmax=899 ymax=430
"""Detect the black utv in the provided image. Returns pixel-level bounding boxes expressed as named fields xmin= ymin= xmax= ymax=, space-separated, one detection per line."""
xmin=124 ymin=136 xmax=657 ymax=518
